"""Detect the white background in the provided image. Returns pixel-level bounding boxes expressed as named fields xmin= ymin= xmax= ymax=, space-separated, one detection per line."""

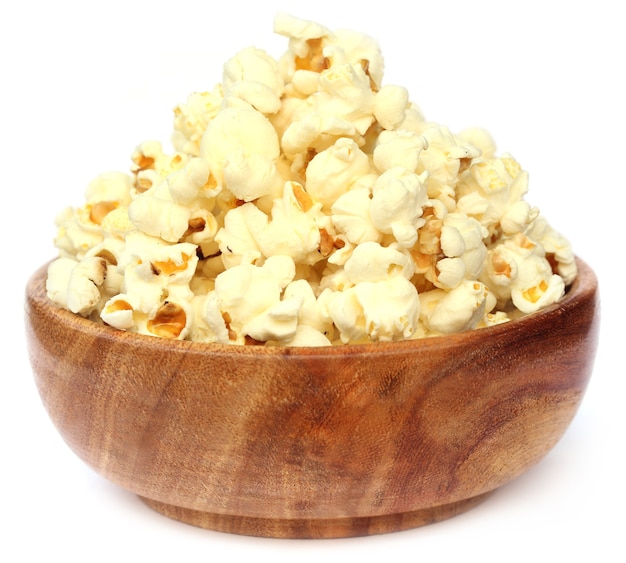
xmin=3 ymin=1 xmax=624 ymax=561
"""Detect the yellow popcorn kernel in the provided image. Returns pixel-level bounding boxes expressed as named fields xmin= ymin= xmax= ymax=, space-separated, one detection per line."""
xmin=522 ymin=280 xmax=549 ymax=304
xmin=360 ymin=58 xmax=378 ymax=92
xmin=151 ymin=253 xmax=193 ymax=276
xmin=89 ymin=201 xmax=119 ymax=225
xmin=221 ymin=311 xmax=238 ymax=341
xmin=491 ymin=253 xmax=512 ymax=278
xmin=106 ymin=298 xmax=133 ymax=312
xmin=295 ymin=38 xmax=329 ymax=72
xmin=515 ymin=233 xmax=537 ymax=250
xmin=131 ymin=153 xmax=155 ymax=173
xmin=147 ymin=302 xmax=187 ymax=338
xmin=318 ymin=227 xmax=344 ymax=257
xmin=292 ymin=182 xmax=314 ymax=211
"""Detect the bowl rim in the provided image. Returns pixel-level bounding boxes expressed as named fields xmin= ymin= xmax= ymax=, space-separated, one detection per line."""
xmin=26 ymin=256 xmax=598 ymax=359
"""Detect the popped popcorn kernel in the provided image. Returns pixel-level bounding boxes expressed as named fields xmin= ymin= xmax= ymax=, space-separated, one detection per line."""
xmin=305 ymin=137 xmax=370 ymax=209
xmin=147 ymin=301 xmax=189 ymax=339
xmin=46 ymin=13 xmax=578 ymax=345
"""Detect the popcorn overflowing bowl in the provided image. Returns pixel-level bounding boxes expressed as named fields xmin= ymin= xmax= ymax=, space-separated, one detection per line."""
xmin=25 ymin=13 xmax=599 ymax=538
xmin=25 ymin=258 xmax=598 ymax=538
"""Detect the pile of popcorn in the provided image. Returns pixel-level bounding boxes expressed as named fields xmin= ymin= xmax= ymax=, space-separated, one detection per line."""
xmin=46 ymin=13 xmax=577 ymax=346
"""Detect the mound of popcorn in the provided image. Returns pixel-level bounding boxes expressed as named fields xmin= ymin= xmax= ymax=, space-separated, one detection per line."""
xmin=46 ymin=13 xmax=577 ymax=346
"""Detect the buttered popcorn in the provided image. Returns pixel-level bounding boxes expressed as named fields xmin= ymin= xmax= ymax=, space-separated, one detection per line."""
xmin=46 ymin=13 xmax=577 ymax=346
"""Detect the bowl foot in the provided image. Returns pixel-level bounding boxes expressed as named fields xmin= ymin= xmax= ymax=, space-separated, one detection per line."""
xmin=138 ymin=492 xmax=493 ymax=539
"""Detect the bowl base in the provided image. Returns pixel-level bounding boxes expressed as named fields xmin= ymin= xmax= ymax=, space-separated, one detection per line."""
xmin=138 ymin=492 xmax=493 ymax=538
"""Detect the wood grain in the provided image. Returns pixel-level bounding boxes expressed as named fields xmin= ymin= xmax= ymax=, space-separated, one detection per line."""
xmin=25 ymin=257 xmax=599 ymax=538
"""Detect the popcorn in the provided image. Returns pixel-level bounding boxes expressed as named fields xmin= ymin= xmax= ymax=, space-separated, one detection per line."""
xmin=222 ymin=47 xmax=285 ymax=115
xmin=47 ymin=256 xmax=107 ymax=316
xmin=46 ymin=13 xmax=578 ymax=346
xmin=343 ymin=241 xmax=414 ymax=284
xmin=373 ymin=129 xmax=428 ymax=173
xmin=373 ymin=85 xmax=410 ymax=130
xmin=328 ymin=276 xmax=420 ymax=343
xmin=481 ymin=233 xmax=565 ymax=314
xmin=305 ymin=137 xmax=370 ymax=209
xmin=203 ymin=255 xmax=300 ymax=344
xmin=172 ymin=85 xmax=224 ymax=156
xmin=417 ymin=125 xmax=481 ymax=210
xmin=419 ymin=280 xmax=490 ymax=334
xmin=199 ymin=106 xmax=283 ymax=202
xmin=369 ymin=166 xmax=429 ymax=248
xmin=330 ymin=181 xmax=382 ymax=245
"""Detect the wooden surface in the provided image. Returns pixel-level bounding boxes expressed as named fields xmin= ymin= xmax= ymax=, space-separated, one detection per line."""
xmin=25 ymin=258 xmax=599 ymax=538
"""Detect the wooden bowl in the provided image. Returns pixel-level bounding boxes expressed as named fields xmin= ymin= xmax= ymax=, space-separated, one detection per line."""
xmin=25 ymin=257 xmax=599 ymax=539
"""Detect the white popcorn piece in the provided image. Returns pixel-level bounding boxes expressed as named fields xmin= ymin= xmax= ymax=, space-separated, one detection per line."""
xmin=525 ymin=216 xmax=578 ymax=285
xmin=281 ymin=110 xmax=357 ymax=158
xmin=440 ymin=213 xmax=488 ymax=281
xmin=172 ymin=85 xmax=225 ymax=156
xmin=129 ymin=157 xmax=219 ymax=245
xmin=274 ymin=13 xmax=383 ymax=89
xmin=373 ymin=85 xmax=409 ymax=130
xmin=283 ymin=278 xmax=334 ymax=336
xmin=66 ymin=257 xmax=107 ymax=315
xmin=373 ymin=129 xmax=428 ymax=174
xmin=327 ymin=28 xmax=384 ymax=90
xmin=199 ymin=106 xmax=283 ymax=202
xmin=329 ymin=276 xmax=420 ymax=343
xmin=289 ymin=69 xmax=321 ymax=96
xmin=481 ymin=233 xmax=565 ymax=314
xmin=419 ymin=280 xmax=489 ymax=334
xmin=217 ymin=181 xmax=324 ymax=266
xmin=84 ymin=171 xmax=133 ymax=205
xmin=511 ymin=274 xmax=564 ymax=315
xmin=305 ymin=137 xmax=370 ymax=209
xmin=456 ymin=154 xmax=533 ymax=236
xmin=331 ymin=184 xmax=382 ymax=245
xmin=84 ymin=236 xmax=125 ymax=269
xmin=222 ymin=149 xmax=284 ymax=203
xmin=418 ymin=125 xmax=481 ymax=209
xmin=127 ymin=185 xmax=191 ymax=243
xmin=206 ymin=255 xmax=299 ymax=343
xmin=100 ymin=294 xmax=138 ymax=330
xmin=53 ymin=206 xmax=106 ymax=260
xmin=53 ymin=171 xmax=136 ymax=260
xmin=456 ymin=127 xmax=498 ymax=160
xmin=215 ymin=204 xmax=263 ymax=269
xmin=243 ymin=296 xmax=302 ymax=342
xmin=397 ymin=103 xmax=429 ymax=135
xmin=223 ymin=47 xmax=284 ymax=115
xmin=315 ymin=62 xmax=375 ymax=135
xmin=130 ymin=141 xmax=189 ymax=187
xmin=114 ymin=232 xmax=198 ymax=314
xmin=46 ymin=258 xmax=78 ymax=310
xmin=273 ymin=12 xmax=331 ymax=57
xmin=253 ymin=181 xmax=324 ymax=264
xmin=166 ymin=157 xmax=214 ymax=205
xmin=276 ymin=324 xmax=332 ymax=347
xmin=370 ymin=166 xmax=429 ymax=248
xmin=343 ymin=241 xmax=414 ymax=284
